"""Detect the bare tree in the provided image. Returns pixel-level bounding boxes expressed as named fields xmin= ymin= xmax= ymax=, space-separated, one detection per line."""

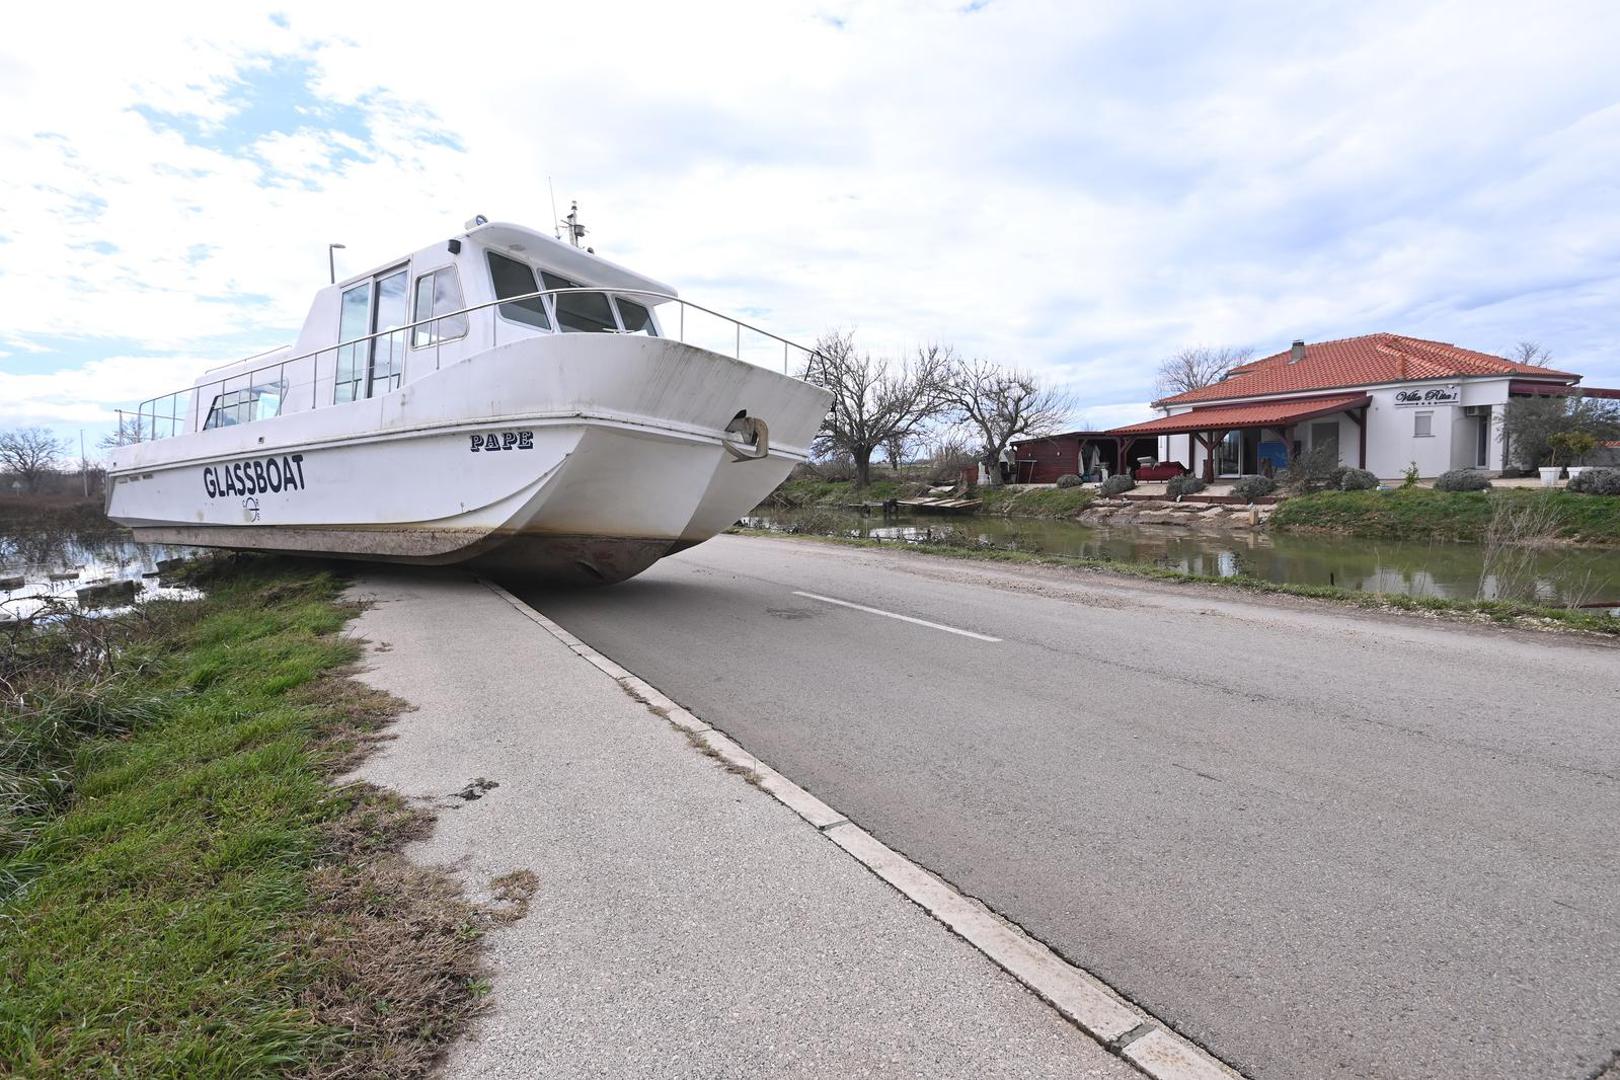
xmin=97 ymin=413 xmax=147 ymax=450
xmin=882 ymin=432 xmax=908 ymax=472
xmin=1510 ymin=341 xmax=1553 ymax=367
xmin=1154 ymin=345 xmax=1252 ymax=400
xmin=800 ymin=331 xmax=952 ymax=488
xmin=0 ymin=427 xmax=70 ymax=493
xmin=942 ymin=359 xmax=1072 ymax=486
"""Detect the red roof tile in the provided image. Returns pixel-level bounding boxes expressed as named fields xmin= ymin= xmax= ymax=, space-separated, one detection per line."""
xmin=1156 ymin=334 xmax=1579 ymax=406
xmin=1110 ymin=394 xmax=1371 ymax=436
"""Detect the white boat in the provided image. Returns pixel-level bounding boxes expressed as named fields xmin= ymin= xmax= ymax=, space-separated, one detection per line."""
xmin=106 ymin=218 xmax=832 ymax=584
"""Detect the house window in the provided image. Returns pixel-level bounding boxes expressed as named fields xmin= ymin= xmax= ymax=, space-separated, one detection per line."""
xmin=1414 ymin=411 xmax=1433 ymax=438
xmin=1309 ymin=421 xmax=1339 ymax=461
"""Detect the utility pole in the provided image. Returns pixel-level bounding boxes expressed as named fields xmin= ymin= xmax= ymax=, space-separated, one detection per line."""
xmin=80 ymin=429 xmax=88 ymax=496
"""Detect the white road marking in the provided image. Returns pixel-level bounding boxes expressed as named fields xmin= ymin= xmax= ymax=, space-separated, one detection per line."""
xmin=791 ymin=590 xmax=1002 ymax=642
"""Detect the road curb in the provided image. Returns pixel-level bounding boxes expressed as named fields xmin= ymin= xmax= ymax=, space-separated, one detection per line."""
xmin=478 ymin=577 xmax=1247 ymax=1080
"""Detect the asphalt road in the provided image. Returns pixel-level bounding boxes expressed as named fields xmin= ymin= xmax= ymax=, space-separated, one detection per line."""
xmin=507 ymin=534 xmax=1620 ymax=1080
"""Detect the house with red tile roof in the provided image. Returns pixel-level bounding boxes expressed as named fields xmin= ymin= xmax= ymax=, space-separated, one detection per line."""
xmin=1107 ymin=333 xmax=1616 ymax=482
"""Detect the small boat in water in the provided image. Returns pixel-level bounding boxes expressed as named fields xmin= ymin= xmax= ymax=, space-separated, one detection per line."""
xmin=107 ymin=218 xmax=832 ymax=583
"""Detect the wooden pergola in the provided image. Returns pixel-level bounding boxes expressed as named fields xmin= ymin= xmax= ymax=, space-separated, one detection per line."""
xmin=1108 ymin=394 xmax=1372 ymax=482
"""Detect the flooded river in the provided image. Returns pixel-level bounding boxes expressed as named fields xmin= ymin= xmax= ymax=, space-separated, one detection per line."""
xmin=0 ymin=506 xmax=197 ymax=621
xmin=743 ymin=509 xmax=1620 ymax=609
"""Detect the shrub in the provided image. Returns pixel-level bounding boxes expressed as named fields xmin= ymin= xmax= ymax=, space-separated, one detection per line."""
xmin=1433 ymin=469 xmax=1492 ymax=492
xmin=1549 ymin=431 xmax=1598 ymax=466
xmin=1099 ymin=475 xmax=1136 ymax=496
xmin=1166 ymin=474 xmax=1207 ymax=498
xmin=1568 ymin=467 xmax=1620 ymax=495
xmin=1281 ymin=443 xmax=1341 ymax=493
xmin=1229 ymin=474 xmax=1276 ymax=503
xmin=1402 ymin=462 xmax=1420 ymax=488
xmin=1337 ymin=467 xmax=1379 ymax=491
xmin=1055 ymin=474 xmax=1085 ymax=489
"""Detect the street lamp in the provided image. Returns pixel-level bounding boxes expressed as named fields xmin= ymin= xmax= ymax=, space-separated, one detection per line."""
xmin=328 ymin=243 xmax=346 ymax=284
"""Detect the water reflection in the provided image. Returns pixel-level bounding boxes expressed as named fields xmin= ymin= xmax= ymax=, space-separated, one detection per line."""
xmin=742 ymin=511 xmax=1620 ymax=609
xmin=0 ymin=513 xmax=198 ymax=621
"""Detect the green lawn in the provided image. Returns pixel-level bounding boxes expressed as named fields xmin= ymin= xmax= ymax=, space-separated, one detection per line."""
xmin=0 ymin=560 xmax=485 ymax=1078
xmin=1270 ymin=488 xmax=1620 ymax=545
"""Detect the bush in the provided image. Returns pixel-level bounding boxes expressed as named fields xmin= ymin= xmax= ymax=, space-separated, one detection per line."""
xmin=1337 ymin=467 xmax=1379 ymax=491
xmin=1434 ymin=469 xmax=1492 ymax=492
xmin=1099 ymin=475 xmax=1136 ymax=496
xmin=1281 ymin=443 xmax=1341 ymax=493
xmin=1166 ymin=474 xmax=1207 ymax=498
xmin=1055 ymin=474 xmax=1085 ymax=489
xmin=1568 ymin=468 xmax=1620 ymax=495
xmin=1229 ymin=474 xmax=1276 ymax=503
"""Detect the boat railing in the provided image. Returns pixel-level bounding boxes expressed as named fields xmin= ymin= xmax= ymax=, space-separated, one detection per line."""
xmin=120 ymin=289 xmax=822 ymax=444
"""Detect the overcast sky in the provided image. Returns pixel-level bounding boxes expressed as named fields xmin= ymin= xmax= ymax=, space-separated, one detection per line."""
xmin=3 ymin=0 xmax=1618 ymax=448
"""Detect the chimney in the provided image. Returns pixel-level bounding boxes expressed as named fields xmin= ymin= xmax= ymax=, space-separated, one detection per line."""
xmin=1289 ymin=339 xmax=1306 ymax=364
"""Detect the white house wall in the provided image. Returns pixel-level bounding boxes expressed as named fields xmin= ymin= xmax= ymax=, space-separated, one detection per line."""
xmin=1147 ymin=378 xmax=1525 ymax=482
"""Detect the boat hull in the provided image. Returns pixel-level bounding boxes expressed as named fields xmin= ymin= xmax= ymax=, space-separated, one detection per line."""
xmin=107 ymin=335 xmax=830 ymax=583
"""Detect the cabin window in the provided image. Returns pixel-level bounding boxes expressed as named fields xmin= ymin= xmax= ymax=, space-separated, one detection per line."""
xmin=487 ymin=252 xmax=551 ymax=330
xmin=542 ymin=271 xmax=617 ymax=333
xmin=204 ymin=378 xmax=287 ymax=430
xmin=412 ymin=267 xmax=469 ymax=347
xmin=334 ymin=282 xmax=372 ymax=403
xmin=614 ymin=298 xmax=656 ymax=336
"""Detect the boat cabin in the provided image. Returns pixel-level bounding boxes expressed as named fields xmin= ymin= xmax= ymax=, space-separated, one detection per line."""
xmin=137 ymin=221 xmax=676 ymax=438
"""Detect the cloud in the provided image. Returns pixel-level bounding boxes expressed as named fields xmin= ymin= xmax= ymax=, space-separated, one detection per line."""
xmin=2 ymin=0 xmax=1619 ymax=451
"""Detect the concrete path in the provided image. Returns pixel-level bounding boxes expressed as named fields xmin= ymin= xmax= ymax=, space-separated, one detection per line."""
xmin=511 ymin=534 xmax=1620 ymax=1080
xmin=346 ymin=572 xmax=1139 ymax=1079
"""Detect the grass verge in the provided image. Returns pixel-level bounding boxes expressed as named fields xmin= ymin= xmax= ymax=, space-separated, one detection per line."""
xmin=762 ymin=475 xmax=924 ymax=507
xmin=0 ymin=556 xmax=510 ymax=1078
xmin=975 ymin=485 xmax=1095 ymax=517
xmin=762 ymin=475 xmax=1094 ymax=518
xmin=728 ymin=528 xmax=1620 ymax=637
xmin=1270 ymin=488 xmax=1620 ymax=545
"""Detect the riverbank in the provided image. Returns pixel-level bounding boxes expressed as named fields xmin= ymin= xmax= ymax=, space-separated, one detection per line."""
xmin=1270 ymin=488 xmax=1620 ymax=545
xmin=762 ymin=473 xmax=1620 ymax=547
xmin=763 ymin=474 xmax=1096 ymax=518
xmin=729 ymin=528 xmax=1620 ymax=636
xmin=0 ymin=557 xmax=510 ymax=1078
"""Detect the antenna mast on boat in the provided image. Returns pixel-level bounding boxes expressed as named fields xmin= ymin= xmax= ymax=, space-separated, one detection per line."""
xmin=561 ymin=201 xmax=587 ymax=248
xmin=548 ymin=177 xmax=560 ymax=240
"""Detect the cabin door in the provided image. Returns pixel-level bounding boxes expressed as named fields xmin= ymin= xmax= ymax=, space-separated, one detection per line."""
xmin=366 ymin=267 xmax=409 ymax=397
xmin=334 ymin=266 xmax=410 ymax=403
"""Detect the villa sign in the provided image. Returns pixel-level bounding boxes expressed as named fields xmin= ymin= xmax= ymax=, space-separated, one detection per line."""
xmin=1393 ymin=385 xmax=1461 ymax=408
